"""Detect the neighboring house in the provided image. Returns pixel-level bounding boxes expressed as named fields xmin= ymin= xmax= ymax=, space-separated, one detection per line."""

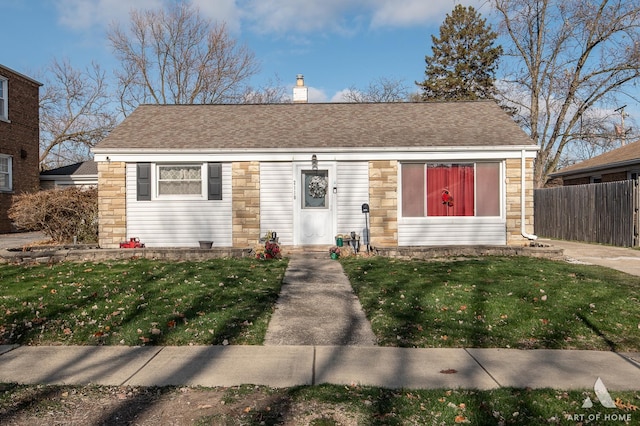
xmin=550 ymin=140 xmax=640 ymax=185
xmin=0 ymin=65 xmax=42 ymax=233
xmin=40 ymin=160 xmax=98 ymax=189
xmin=92 ymin=94 xmax=538 ymax=249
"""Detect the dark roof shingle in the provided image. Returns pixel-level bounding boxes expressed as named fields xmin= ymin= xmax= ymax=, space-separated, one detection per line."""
xmin=552 ymin=139 xmax=640 ymax=176
xmin=95 ymin=101 xmax=535 ymax=151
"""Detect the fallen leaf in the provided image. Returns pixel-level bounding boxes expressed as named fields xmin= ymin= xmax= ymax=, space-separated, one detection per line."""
xmin=63 ymin=328 xmax=72 ymax=335
xmin=440 ymin=369 xmax=458 ymax=374
xmin=167 ymin=320 xmax=176 ymax=328
xmin=441 ymin=335 xmax=449 ymax=341
xmin=459 ymin=305 xmax=467 ymax=311
xmin=93 ymin=331 xmax=104 ymax=337
xmin=455 ymin=415 xmax=470 ymax=423
xmin=243 ymin=407 xmax=251 ymax=413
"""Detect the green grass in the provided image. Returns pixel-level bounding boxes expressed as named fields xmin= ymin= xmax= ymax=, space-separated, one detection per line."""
xmin=341 ymin=256 xmax=640 ymax=351
xmin=0 ymin=258 xmax=287 ymax=346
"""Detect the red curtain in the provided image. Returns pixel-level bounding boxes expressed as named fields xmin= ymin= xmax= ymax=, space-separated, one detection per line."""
xmin=426 ymin=164 xmax=474 ymax=216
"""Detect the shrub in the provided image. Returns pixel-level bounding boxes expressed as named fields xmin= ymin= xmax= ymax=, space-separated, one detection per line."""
xmin=9 ymin=187 xmax=98 ymax=243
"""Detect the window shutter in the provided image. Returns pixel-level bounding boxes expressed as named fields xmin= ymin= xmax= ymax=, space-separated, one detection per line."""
xmin=208 ymin=162 xmax=222 ymax=200
xmin=137 ymin=163 xmax=151 ymax=201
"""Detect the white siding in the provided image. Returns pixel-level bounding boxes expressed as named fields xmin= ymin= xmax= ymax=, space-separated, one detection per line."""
xmin=398 ymin=218 xmax=506 ymax=246
xmin=260 ymin=162 xmax=294 ymax=245
xmin=336 ymin=162 xmax=369 ymax=236
xmin=125 ymin=163 xmax=232 ymax=247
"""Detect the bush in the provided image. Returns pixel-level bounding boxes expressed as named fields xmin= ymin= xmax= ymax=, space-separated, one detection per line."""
xmin=9 ymin=187 xmax=98 ymax=243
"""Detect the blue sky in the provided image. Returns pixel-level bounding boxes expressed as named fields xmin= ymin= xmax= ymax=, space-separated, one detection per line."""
xmin=5 ymin=0 xmax=487 ymax=102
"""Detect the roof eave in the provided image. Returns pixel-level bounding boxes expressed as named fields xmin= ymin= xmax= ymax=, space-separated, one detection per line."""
xmin=550 ymin=158 xmax=640 ymax=178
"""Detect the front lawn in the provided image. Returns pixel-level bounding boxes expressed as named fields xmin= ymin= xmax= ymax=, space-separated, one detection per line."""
xmin=341 ymin=256 xmax=640 ymax=351
xmin=0 ymin=258 xmax=287 ymax=346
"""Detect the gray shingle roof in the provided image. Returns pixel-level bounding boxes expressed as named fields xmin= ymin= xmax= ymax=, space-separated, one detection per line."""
xmin=551 ymin=139 xmax=640 ymax=177
xmin=94 ymin=101 xmax=535 ymax=151
xmin=40 ymin=161 xmax=98 ymax=176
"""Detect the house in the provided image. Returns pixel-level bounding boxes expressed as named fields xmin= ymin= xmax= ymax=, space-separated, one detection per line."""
xmin=550 ymin=140 xmax=640 ymax=185
xmin=40 ymin=160 xmax=98 ymax=189
xmin=0 ymin=65 xmax=42 ymax=233
xmin=92 ymin=85 xmax=538 ymax=249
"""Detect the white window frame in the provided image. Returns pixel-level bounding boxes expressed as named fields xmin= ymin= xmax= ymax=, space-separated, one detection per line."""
xmin=0 ymin=76 xmax=8 ymax=122
xmin=154 ymin=163 xmax=206 ymax=200
xmin=398 ymin=161 xmax=504 ymax=220
xmin=0 ymin=155 xmax=12 ymax=192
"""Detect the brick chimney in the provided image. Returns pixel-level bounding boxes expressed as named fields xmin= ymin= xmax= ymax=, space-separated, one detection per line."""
xmin=292 ymin=74 xmax=308 ymax=103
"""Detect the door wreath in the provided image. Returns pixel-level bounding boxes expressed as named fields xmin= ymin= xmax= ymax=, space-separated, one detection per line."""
xmin=308 ymin=175 xmax=328 ymax=198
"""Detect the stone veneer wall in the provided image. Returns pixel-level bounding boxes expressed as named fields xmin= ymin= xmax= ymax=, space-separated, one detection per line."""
xmin=232 ymin=161 xmax=260 ymax=247
xmin=97 ymin=161 xmax=126 ymax=248
xmin=505 ymin=157 xmax=535 ymax=246
xmin=368 ymin=160 xmax=398 ymax=247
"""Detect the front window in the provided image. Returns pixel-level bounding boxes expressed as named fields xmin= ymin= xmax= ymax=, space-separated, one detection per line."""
xmin=302 ymin=170 xmax=329 ymax=208
xmin=157 ymin=164 xmax=202 ymax=196
xmin=0 ymin=77 xmax=7 ymax=121
xmin=401 ymin=162 xmax=501 ymax=217
xmin=0 ymin=155 xmax=12 ymax=191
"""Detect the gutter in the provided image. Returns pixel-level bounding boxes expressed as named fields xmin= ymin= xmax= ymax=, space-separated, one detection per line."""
xmin=521 ymin=149 xmax=538 ymax=241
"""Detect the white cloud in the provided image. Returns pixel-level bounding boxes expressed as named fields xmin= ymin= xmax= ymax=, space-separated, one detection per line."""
xmin=241 ymin=0 xmax=358 ymax=34
xmin=240 ymin=0 xmax=487 ymax=35
xmin=331 ymin=89 xmax=354 ymax=102
xmin=54 ymin=0 xmax=241 ymax=32
xmin=307 ymin=86 xmax=329 ymax=103
xmin=191 ymin=0 xmax=242 ymax=33
xmin=369 ymin=0 xmax=486 ymax=28
xmin=54 ymin=0 xmax=163 ymax=31
xmin=54 ymin=0 xmax=487 ymax=36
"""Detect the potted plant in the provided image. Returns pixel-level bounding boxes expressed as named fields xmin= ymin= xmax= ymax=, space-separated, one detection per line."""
xmin=329 ymin=246 xmax=341 ymax=260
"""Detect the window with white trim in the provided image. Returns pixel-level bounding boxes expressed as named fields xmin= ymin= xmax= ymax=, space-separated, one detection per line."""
xmin=0 ymin=155 xmax=12 ymax=192
xmin=0 ymin=77 xmax=7 ymax=121
xmin=401 ymin=162 xmax=501 ymax=217
xmin=157 ymin=164 xmax=203 ymax=197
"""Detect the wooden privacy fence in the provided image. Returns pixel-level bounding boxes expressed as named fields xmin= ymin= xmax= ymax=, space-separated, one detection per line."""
xmin=534 ymin=179 xmax=640 ymax=247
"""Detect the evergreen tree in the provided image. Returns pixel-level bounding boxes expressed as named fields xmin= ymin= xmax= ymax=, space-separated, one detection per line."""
xmin=418 ymin=5 xmax=502 ymax=101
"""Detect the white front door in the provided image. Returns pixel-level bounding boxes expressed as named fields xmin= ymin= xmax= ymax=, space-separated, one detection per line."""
xmin=294 ymin=163 xmax=336 ymax=245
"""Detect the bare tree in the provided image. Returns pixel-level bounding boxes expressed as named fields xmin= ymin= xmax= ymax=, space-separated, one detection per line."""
xmin=342 ymin=77 xmax=410 ymax=102
xmin=108 ymin=3 xmax=259 ymax=115
xmin=240 ymin=76 xmax=290 ymax=104
xmin=492 ymin=0 xmax=640 ymax=187
xmin=39 ymin=58 xmax=117 ymax=170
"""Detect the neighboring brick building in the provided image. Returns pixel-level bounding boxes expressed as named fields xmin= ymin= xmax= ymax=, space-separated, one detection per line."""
xmin=0 ymin=65 xmax=42 ymax=233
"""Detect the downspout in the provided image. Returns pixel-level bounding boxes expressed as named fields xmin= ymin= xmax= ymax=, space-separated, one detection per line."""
xmin=521 ymin=149 xmax=538 ymax=241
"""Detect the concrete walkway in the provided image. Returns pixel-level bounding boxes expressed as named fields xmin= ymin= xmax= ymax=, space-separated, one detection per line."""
xmin=264 ymin=253 xmax=377 ymax=346
xmin=540 ymin=238 xmax=640 ymax=276
xmin=0 ymin=344 xmax=638 ymax=390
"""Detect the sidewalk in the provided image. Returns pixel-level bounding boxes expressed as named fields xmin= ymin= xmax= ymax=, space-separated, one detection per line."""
xmin=0 ymin=344 xmax=638 ymax=390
